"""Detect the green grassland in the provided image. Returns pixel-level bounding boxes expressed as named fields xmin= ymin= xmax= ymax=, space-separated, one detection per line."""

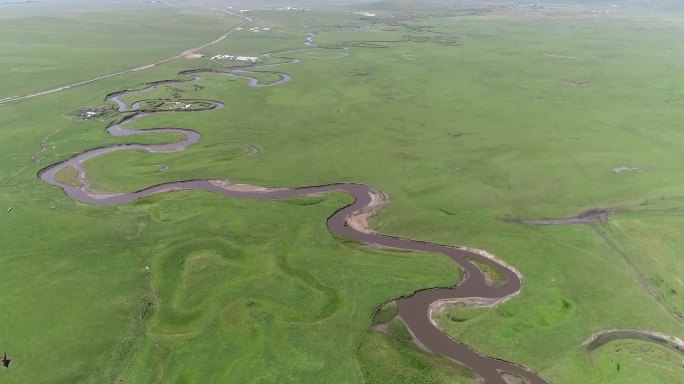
xmin=0 ymin=4 xmax=240 ymax=99
xmin=1 ymin=2 xmax=684 ymax=384
xmin=589 ymin=338 xmax=684 ymax=383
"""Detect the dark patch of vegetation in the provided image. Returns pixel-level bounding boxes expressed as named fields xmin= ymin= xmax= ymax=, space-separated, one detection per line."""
xmin=137 ymin=99 xmax=216 ymax=112
xmin=432 ymin=35 xmax=462 ymax=46
xmin=439 ymin=208 xmax=457 ymax=216
xmin=445 ymin=307 xmax=487 ymax=323
xmin=466 ymin=256 xmax=507 ymax=287
xmin=70 ymin=105 xmax=118 ymax=120
xmin=54 ymin=165 xmax=83 ymax=188
xmin=406 ymin=35 xmax=431 ymax=43
xmin=372 ymin=302 xmax=399 ymax=325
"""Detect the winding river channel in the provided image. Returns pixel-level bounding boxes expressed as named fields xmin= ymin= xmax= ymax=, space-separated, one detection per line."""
xmin=38 ymin=43 xmax=550 ymax=383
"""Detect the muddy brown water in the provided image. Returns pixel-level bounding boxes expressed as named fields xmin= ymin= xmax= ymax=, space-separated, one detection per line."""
xmin=38 ymin=44 xmax=549 ymax=384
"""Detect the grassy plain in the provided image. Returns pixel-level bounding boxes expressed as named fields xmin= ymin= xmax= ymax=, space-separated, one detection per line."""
xmin=1 ymin=2 xmax=684 ymax=384
xmin=589 ymin=338 xmax=683 ymax=383
xmin=0 ymin=4 xmax=239 ymax=99
xmin=0 ymin=7 xmax=467 ymax=384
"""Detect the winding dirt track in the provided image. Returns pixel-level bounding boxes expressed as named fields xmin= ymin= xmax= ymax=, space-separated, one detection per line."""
xmin=38 ymin=44 xmax=549 ymax=384
xmin=0 ymin=15 xmax=251 ymax=106
xmin=520 ymin=209 xmax=608 ymax=225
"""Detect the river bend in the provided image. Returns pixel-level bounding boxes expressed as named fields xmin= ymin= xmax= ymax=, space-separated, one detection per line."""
xmin=39 ymin=44 xmax=548 ymax=384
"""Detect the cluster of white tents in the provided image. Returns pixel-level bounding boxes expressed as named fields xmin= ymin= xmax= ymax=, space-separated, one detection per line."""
xmin=261 ymin=7 xmax=308 ymax=11
xmin=210 ymin=55 xmax=260 ymax=63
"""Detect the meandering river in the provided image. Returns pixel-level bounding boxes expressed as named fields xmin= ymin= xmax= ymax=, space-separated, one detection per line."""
xmin=39 ymin=43 xmax=549 ymax=384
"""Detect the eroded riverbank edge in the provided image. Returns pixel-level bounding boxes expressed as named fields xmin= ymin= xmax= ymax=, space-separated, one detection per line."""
xmin=582 ymin=329 xmax=684 ymax=356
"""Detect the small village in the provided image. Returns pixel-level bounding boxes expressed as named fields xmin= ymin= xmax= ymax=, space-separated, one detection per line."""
xmin=353 ymin=11 xmax=377 ymax=17
xmin=210 ymin=54 xmax=260 ymax=63
xmin=138 ymin=99 xmax=216 ymax=112
xmin=234 ymin=6 xmax=309 ymax=12
xmin=235 ymin=26 xmax=272 ymax=33
xmin=72 ymin=105 xmax=117 ymax=120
